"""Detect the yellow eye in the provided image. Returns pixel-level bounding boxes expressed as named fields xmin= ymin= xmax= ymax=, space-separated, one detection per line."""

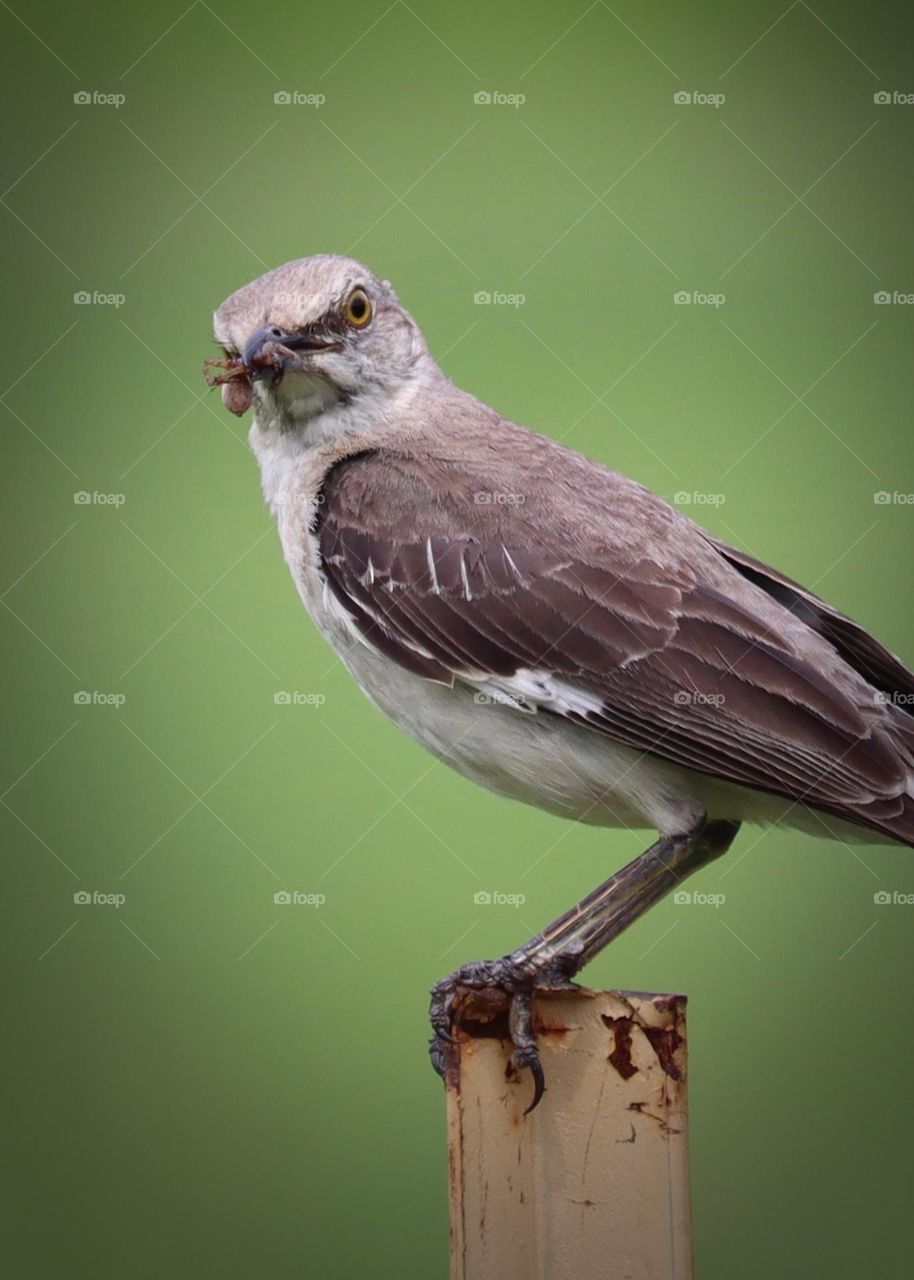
xmin=345 ymin=287 xmax=372 ymax=327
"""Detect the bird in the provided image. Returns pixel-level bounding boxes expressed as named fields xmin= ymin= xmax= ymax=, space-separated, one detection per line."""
xmin=209 ymin=253 xmax=914 ymax=1110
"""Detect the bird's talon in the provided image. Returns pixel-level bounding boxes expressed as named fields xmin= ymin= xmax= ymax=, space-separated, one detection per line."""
xmin=429 ymin=960 xmax=550 ymax=1113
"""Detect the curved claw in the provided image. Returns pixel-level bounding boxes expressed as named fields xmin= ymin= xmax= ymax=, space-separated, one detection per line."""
xmin=520 ymin=1051 xmax=546 ymax=1115
xmin=507 ymin=988 xmax=546 ymax=1113
xmin=512 ymin=1037 xmax=547 ymax=1114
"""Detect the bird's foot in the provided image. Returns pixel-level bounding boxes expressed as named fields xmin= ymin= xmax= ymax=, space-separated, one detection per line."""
xmin=429 ymin=954 xmax=580 ymax=1114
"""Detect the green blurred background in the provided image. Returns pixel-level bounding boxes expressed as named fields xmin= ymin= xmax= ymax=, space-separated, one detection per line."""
xmin=3 ymin=1 xmax=914 ymax=1275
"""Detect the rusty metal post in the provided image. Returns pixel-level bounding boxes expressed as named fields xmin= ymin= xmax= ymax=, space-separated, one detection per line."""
xmin=445 ymin=987 xmax=691 ymax=1280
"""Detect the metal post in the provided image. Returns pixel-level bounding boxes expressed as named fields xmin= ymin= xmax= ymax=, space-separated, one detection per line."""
xmin=446 ymin=987 xmax=692 ymax=1280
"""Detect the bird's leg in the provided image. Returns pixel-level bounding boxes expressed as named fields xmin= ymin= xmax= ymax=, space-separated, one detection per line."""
xmin=514 ymin=817 xmax=741 ymax=982
xmin=429 ymin=817 xmax=740 ymax=1112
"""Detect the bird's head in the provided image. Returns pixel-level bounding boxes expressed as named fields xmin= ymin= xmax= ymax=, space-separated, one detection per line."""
xmin=208 ymin=254 xmax=429 ymax=431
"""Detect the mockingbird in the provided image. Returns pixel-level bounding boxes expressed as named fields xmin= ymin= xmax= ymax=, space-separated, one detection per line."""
xmin=208 ymin=254 xmax=914 ymax=1110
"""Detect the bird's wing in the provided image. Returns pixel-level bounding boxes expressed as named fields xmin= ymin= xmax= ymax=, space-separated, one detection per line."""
xmin=316 ymin=449 xmax=914 ymax=840
xmin=700 ymin=534 xmax=914 ymax=703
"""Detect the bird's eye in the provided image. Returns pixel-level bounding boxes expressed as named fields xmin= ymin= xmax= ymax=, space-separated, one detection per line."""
xmin=344 ymin=287 xmax=372 ymax=327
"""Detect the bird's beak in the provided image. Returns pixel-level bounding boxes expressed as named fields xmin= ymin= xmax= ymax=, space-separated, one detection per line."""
xmin=242 ymin=323 xmax=343 ymax=379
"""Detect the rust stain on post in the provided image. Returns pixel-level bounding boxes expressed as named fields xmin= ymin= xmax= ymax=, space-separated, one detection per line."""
xmin=446 ymin=988 xmax=692 ymax=1280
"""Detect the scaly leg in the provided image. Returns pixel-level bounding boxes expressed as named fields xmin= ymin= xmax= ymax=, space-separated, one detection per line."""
xmin=429 ymin=817 xmax=740 ymax=1111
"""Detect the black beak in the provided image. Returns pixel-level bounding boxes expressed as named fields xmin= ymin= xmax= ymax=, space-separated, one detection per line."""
xmin=242 ymin=323 xmax=342 ymax=376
